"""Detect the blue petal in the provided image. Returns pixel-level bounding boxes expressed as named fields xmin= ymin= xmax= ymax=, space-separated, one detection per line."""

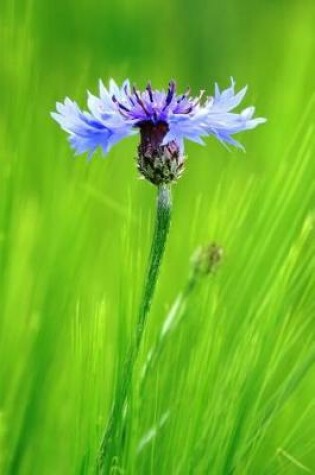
xmin=165 ymin=79 xmax=266 ymax=150
xmin=51 ymin=82 xmax=136 ymax=158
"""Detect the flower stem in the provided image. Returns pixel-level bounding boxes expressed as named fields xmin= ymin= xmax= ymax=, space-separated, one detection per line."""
xmin=98 ymin=184 xmax=172 ymax=472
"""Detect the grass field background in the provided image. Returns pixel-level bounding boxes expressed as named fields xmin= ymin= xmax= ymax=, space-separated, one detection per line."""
xmin=0 ymin=0 xmax=315 ymax=473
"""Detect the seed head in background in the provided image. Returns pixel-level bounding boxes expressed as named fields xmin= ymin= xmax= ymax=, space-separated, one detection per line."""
xmin=192 ymin=243 xmax=224 ymax=276
xmin=51 ymin=78 xmax=266 ymax=185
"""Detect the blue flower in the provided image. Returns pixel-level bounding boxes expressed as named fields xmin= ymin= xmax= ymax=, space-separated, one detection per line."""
xmin=52 ymin=78 xmax=266 ymax=184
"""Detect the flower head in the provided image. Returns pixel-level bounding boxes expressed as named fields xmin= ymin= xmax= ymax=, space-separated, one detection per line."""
xmin=52 ymin=78 xmax=266 ymax=185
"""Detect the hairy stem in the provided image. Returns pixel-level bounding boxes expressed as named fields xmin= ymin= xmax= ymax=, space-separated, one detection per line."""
xmin=98 ymin=184 xmax=172 ymax=472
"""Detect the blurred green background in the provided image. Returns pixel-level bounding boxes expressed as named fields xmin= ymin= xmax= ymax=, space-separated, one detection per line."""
xmin=0 ymin=0 xmax=315 ymax=474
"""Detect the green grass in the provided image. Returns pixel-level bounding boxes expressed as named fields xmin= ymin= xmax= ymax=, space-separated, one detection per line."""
xmin=0 ymin=0 xmax=315 ymax=473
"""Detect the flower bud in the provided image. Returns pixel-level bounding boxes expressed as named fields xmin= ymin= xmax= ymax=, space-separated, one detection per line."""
xmin=137 ymin=121 xmax=184 ymax=186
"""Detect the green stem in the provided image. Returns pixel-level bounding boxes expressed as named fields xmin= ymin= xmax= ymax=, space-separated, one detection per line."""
xmin=98 ymin=184 xmax=172 ymax=472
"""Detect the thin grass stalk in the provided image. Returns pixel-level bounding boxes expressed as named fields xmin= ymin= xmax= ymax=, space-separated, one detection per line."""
xmin=140 ymin=273 xmax=197 ymax=389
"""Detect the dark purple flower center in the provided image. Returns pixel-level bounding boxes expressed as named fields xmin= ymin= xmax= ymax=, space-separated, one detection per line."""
xmin=111 ymin=81 xmax=197 ymax=125
xmin=138 ymin=120 xmax=169 ymax=151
